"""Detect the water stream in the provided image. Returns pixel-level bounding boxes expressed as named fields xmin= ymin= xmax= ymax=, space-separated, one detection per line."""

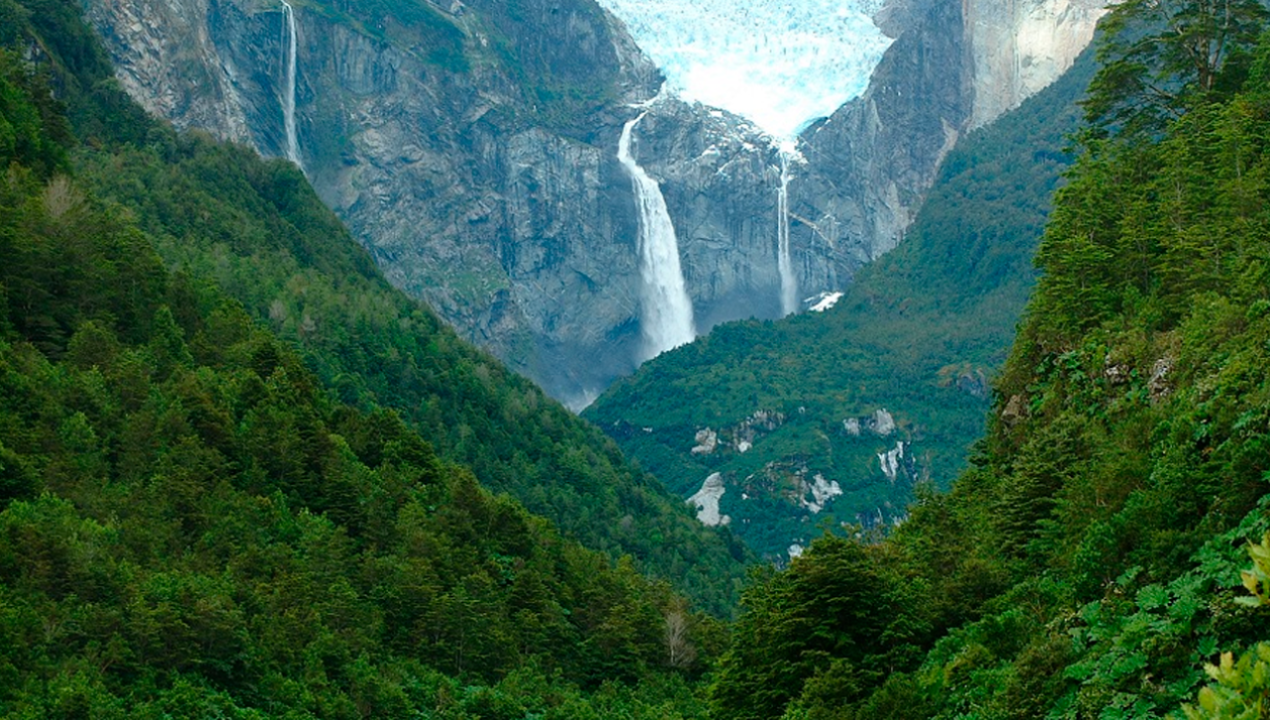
xmin=777 ymin=150 xmax=797 ymax=316
xmin=618 ymin=112 xmax=696 ymax=361
xmin=280 ymin=0 xmax=302 ymax=170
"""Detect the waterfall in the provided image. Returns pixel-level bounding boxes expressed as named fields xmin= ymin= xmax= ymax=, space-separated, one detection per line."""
xmin=618 ymin=112 xmax=696 ymax=361
xmin=280 ymin=0 xmax=302 ymax=170
xmin=777 ymin=149 xmax=797 ymax=316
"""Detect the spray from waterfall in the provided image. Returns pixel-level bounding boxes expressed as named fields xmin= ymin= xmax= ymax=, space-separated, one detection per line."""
xmin=618 ymin=112 xmax=696 ymax=361
xmin=777 ymin=145 xmax=798 ymax=316
xmin=280 ymin=0 xmax=302 ymax=170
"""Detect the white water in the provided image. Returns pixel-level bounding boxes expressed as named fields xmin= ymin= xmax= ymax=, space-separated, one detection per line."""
xmin=594 ymin=0 xmax=892 ymax=139
xmin=280 ymin=0 xmax=301 ymax=169
xmin=618 ymin=112 xmax=696 ymax=361
xmin=776 ymin=149 xmax=797 ymax=316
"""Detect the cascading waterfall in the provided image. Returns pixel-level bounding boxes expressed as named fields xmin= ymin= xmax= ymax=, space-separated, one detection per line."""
xmin=618 ymin=112 xmax=696 ymax=361
xmin=776 ymin=148 xmax=797 ymax=316
xmin=280 ymin=0 xmax=302 ymax=170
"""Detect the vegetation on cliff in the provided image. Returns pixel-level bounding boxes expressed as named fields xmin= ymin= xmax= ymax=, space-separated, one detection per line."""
xmin=704 ymin=10 xmax=1270 ymax=718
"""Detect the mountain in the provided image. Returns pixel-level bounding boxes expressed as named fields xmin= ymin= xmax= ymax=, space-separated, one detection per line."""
xmin=704 ymin=8 xmax=1270 ymax=716
xmin=81 ymin=0 xmax=1101 ymax=406
xmin=585 ymin=50 xmax=1096 ymax=560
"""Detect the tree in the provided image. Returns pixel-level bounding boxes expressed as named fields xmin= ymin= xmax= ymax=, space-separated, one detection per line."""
xmin=1083 ymin=0 xmax=1268 ymax=137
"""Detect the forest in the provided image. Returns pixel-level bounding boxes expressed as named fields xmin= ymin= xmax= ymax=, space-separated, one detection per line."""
xmin=0 ymin=0 xmax=726 ymax=715
xmin=3 ymin=0 xmax=1270 ymax=717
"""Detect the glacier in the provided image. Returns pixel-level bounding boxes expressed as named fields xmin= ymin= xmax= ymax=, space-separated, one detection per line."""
xmin=595 ymin=0 xmax=892 ymax=139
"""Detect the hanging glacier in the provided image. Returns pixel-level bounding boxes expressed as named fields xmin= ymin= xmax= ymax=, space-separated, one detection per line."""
xmin=593 ymin=0 xmax=892 ymax=139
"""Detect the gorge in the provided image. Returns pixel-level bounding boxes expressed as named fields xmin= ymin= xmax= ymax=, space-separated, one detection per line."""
xmin=10 ymin=0 xmax=1270 ymax=715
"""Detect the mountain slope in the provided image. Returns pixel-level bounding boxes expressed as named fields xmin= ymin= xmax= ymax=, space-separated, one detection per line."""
xmin=3 ymin=0 xmax=750 ymax=616
xmin=705 ymin=21 xmax=1270 ymax=718
xmin=585 ymin=50 xmax=1096 ymax=559
xmin=0 ymin=16 xmax=720 ymax=716
xmin=81 ymin=0 xmax=1101 ymax=406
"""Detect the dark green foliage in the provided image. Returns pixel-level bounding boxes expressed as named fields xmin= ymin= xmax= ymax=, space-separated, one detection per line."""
xmin=1084 ymin=0 xmax=1268 ymax=138
xmin=4 ymin=0 xmax=749 ymax=614
xmin=709 ymin=537 xmax=930 ymax=720
xmin=707 ymin=22 xmax=1270 ymax=720
xmin=75 ymin=127 xmax=750 ymax=613
xmin=0 ymin=179 xmax=701 ymax=714
xmin=0 ymin=49 xmax=69 ymax=178
xmin=0 ymin=16 xmax=716 ymax=714
xmin=586 ymin=49 xmax=1096 ymax=558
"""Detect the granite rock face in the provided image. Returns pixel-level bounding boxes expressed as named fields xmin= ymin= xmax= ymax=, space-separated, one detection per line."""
xmin=966 ymin=0 xmax=1106 ymax=128
xmin=83 ymin=0 xmax=1100 ymax=405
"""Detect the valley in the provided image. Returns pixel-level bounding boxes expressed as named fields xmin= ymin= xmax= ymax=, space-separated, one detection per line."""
xmin=2 ymin=0 xmax=1269 ymax=716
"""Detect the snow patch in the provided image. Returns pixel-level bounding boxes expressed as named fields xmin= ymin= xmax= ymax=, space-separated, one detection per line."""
xmin=688 ymin=473 xmax=730 ymax=526
xmin=807 ymin=291 xmax=844 ymax=312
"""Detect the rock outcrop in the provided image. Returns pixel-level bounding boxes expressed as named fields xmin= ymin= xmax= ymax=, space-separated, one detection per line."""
xmin=790 ymin=0 xmax=1102 ymax=265
xmin=966 ymin=0 xmax=1106 ymax=128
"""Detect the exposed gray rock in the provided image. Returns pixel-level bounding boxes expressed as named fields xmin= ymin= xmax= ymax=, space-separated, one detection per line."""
xmin=84 ymin=0 xmax=1098 ymax=405
xmin=691 ymin=428 xmax=718 ymax=455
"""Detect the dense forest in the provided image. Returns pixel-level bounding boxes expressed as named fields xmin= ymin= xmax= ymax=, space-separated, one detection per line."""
xmin=2 ymin=0 xmax=752 ymax=618
xmin=0 ymin=0 xmax=728 ymax=715
xmin=4 ymin=0 xmax=1270 ymax=716
xmin=703 ymin=1 xmax=1270 ymax=716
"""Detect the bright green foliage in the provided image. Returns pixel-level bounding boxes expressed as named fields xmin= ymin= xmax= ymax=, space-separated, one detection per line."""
xmin=1237 ymin=533 xmax=1270 ymax=607
xmin=1181 ymin=534 xmax=1270 ymax=719
xmin=1182 ymin=646 xmax=1270 ymax=720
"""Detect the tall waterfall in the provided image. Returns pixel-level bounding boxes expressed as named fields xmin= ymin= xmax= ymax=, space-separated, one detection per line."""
xmin=280 ymin=0 xmax=302 ymax=169
xmin=618 ymin=112 xmax=696 ymax=361
xmin=776 ymin=150 xmax=797 ymax=316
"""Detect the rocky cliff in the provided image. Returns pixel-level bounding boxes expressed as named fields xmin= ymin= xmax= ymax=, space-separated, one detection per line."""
xmin=83 ymin=0 xmax=1102 ymax=406
xmin=790 ymin=0 xmax=1103 ymax=265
